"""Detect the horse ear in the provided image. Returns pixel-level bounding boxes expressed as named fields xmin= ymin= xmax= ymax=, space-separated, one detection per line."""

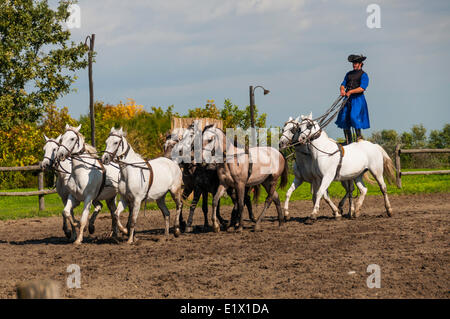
xmin=300 ymin=115 xmax=305 ymax=120
xmin=308 ymin=112 xmax=312 ymax=119
xmin=110 ymin=127 xmax=115 ymax=133
xmin=119 ymin=127 xmax=123 ymax=133
xmin=288 ymin=116 xmax=293 ymax=121
xmin=295 ymin=116 xmax=300 ymax=122
xmin=65 ymin=124 xmax=70 ymax=130
xmin=44 ymin=135 xmax=49 ymax=142
xmin=75 ymin=124 xmax=81 ymax=132
xmin=56 ymin=134 xmax=62 ymax=142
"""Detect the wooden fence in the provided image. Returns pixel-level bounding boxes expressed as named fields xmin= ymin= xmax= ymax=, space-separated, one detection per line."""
xmin=394 ymin=145 xmax=450 ymax=188
xmin=171 ymin=117 xmax=223 ymax=130
xmin=0 ymin=164 xmax=57 ymax=211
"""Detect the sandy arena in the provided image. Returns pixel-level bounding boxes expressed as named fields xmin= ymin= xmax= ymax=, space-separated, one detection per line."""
xmin=0 ymin=193 xmax=449 ymax=299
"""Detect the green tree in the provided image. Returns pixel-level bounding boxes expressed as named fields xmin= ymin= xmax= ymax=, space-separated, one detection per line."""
xmin=0 ymin=0 xmax=88 ymax=130
xmin=428 ymin=124 xmax=450 ymax=149
xmin=411 ymin=124 xmax=427 ymax=148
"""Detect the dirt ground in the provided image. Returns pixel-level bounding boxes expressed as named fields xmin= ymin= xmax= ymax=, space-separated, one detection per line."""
xmin=0 ymin=193 xmax=449 ymax=299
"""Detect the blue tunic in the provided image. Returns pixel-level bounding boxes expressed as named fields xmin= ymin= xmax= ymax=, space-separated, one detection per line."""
xmin=335 ymin=71 xmax=370 ymax=129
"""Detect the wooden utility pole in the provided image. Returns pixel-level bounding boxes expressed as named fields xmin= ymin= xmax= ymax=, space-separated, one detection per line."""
xmin=86 ymin=34 xmax=96 ymax=147
xmin=249 ymin=85 xmax=255 ymax=128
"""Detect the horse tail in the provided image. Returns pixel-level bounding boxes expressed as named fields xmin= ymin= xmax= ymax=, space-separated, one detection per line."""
xmin=378 ymin=145 xmax=397 ymax=185
xmin=279 ymin=153 xmax=289 ymax=189
xmin=252 ymin=185 xmax=261 ymax=205
xmin=362 ymin=171 xmax=376 ymax=185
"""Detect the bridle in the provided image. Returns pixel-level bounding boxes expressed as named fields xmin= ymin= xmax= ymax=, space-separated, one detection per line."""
xmin=59 ymin=129 xmax=85 ymax=159
xmin=43 ymin=139 xmax=61 ymax=168
xmin=103 ymin=133 xmax=130 ymax=161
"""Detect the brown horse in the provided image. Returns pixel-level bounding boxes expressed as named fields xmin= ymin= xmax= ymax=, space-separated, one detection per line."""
xmin=202 ymin=124 xmax=288 ymax=233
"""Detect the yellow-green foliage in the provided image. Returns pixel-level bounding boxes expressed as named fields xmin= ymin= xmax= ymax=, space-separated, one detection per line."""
xmin=0 ymin=104 xmax=78 ymax=189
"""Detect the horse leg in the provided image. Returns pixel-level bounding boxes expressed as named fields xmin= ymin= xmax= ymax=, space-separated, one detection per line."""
xmin=201 ymin=190 xmax=209 ymax=231
xmin=105 ymin=197 xmax=117 ymax=238
xmin=169 ymin=188 xmax=183 ymax=237
xmin=354 ymin=176 xmax=368 ymax=218
xmin=73 ymin=196 xmax=95 ymax=245
xmin=338 ymin=181 xmax=350 ymax=216
xmin=311 ymin=174 xmax=335 ymax=220
xmin=88 ymin=200 xmax=103 ymax=234
xmin=126 ymin=199 xmax=142 ymax=244
xmin=60 ymin=195 xmax=71 ymax=239
xmin=254 ymin=180 xmax=275 ymax=232
xmin=179 ymin=186 xmax=192 ymax=232
xmin=225 ymin=188 xmax=239 ymax=230
xmin=156 ymin=197 xmax=170 ymax=239
xmin=62 ymin=195 xmax=79 ymax=241
xmin=114 ymin=198 xmax=129 ymax=236
xmin=272 ymin=190 xmax=285 ymax=226
xmin=284 ymin=177 xmax=302 ymax=221
xmin=372 ymin=170 xmax=393 ymax=217
xmin=185 ymin=188 xmax=201 ymax=233
xmin=244 ymin=188 xmax=256 ymax=223
xmin=348 ymin=181 xmax=355 ymax=217
xmin=212 ymin=185 xmax=227 ymax=233
xmin=235 ymin=183 xmax=246 ymax=233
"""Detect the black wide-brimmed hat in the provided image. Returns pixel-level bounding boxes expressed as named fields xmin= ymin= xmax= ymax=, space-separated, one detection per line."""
xmin=348 ymin=54 xmax=366 ymax=63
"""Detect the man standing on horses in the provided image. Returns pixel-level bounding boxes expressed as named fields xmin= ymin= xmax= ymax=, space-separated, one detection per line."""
xmin=335 ymin=54 xmax=370 ymax=144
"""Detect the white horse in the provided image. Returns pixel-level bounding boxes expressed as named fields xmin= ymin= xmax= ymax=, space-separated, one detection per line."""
xmin=279 ymin=116 xmax=354 ymax=220
xmin=102 ymin=127 xmax=183 ymax=244
xmin=56 ymin=125 xmax=123 ymax=245
xmin=296 ymin=114 xmax=395 ymax=218
xmin=41 ymin=135 xmax=103 ymax=238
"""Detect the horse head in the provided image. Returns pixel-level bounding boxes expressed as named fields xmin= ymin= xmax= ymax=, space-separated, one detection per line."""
xmin=163 ymin=127 xmax=185 ymax=153
xmin=201 ymin=123 xmax=224 ymax=165
xmin=41 ymin=134 xmax=61 ymax=170
xmin=172 ymin=120 xmax=202 ymax=164
xmin=102 ymin=127 xmax=127 ymax=164
xmin=297 ymin=113 xmax=321 ymax=144
xmin=57 ymin=124 xmax=83 ymax=161
xmin=279 ymin=116 xmax=300 ymax=149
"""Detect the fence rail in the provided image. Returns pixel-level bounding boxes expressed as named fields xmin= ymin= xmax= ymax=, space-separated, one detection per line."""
xmin=0 ymin=163 xmax=57 ymax=211
xmin=394 ymin=145 xmax=450 ymax=188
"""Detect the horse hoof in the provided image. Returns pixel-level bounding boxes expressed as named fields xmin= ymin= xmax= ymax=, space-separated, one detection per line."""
xmin=253 ymin=224 xmax=262 ymax=232
xmin=73 ymin=240 xmax=82 ymax=246
xmin=88 ymin=224 xmax=95 ymax=234
xmin=387 ymin=209 xmax=393 ymax=217
xmin=174 ymin=228 xmax=181 ymax=238
xmin=235 ymin=226 xmax=243 ymax=233
xmin=226 ymin=227 xmax=234 ymax=233
xmin=185 ymin=226 xmax=194 ymax=233
xmin=63 ymin=230 xmax=72 ymax=239
xmin=334 ymin=214 xmax=342 ymax=220
xmin=213 ymin=225 xmax=220 ymax=233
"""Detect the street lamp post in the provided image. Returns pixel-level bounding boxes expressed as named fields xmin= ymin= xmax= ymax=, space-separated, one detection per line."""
xmin=249 ymin=85 xmax=270 ymax=128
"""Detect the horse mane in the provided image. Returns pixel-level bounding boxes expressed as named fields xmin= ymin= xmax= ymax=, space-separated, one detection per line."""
xmin=84 ymin=143 xmax=99 ymax=158
xmin=65 ymin=126 xmax=99 ymax=158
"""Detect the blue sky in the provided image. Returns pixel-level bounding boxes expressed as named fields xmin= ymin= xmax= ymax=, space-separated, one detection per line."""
xmin=57 ymin=0 xmax=450 ymax=139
